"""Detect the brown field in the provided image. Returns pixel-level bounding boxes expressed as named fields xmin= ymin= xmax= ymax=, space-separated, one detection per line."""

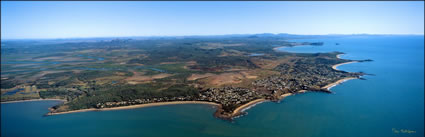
xmin=201 ymin=73 xmax=243 ymax=87
xmin=199 ymin=71 xmax=260 ymax=87
xmin=125 ymin=71 xmax=173 ymax=84
xmin=250 ymin=57 xmax=293 ymax=69
xmin=231 ymin=69 xmax=279 ymax=88
xmin=219 ymin=50 xmax=245 ymax=57
xmin=95 ymin=76 xmax=126 ymax=85
xmin=240 ymin=71 xmax=258 ymax=79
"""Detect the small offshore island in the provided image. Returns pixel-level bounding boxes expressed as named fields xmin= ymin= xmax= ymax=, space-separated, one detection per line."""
xmin=1 ymin=35 xmax=372 ymax=120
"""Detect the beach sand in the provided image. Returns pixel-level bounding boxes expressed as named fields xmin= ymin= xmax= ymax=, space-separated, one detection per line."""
xmin=322 ymin=77 xmax=357 ymax=90
xmin=232 ymin=99 xmax=266 ymax=116
xmin=333 ymin=53 xmax=359 ymax=70
xmin=273 ymin=46 xmax=287 ymax=52
xmin=298 ymin=90 xmax=308 ymax=93
xmin=280 ymin=93 xmax=293 ymax=99
xmin=325 ymin=54 xmax=360 ymax=89
xmin=332 ymin=61 xmax=358 ymax=71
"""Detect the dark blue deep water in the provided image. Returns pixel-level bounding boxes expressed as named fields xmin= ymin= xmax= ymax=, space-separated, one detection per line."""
xmin=1 ymin=35 xmax=423 ymax=137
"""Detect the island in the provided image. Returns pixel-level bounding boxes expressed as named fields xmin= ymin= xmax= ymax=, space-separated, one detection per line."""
xmin=0 ymin=35 xmax=371 ymax=120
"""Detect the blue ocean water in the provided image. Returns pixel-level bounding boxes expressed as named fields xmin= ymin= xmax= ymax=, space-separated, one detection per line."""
xmin=1 ymin=35 xmax=423 ymax=137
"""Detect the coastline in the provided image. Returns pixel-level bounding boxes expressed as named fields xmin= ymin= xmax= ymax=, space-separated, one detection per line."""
xmin=272 ymin=46 xmax=282 ymax=51
xmin=332 ymin=61 xmax=358 ymax=71
xmin=41 ymin=54 xmax=360 ymax=118
xmin=230 ymin=90 xmax=309 ymax=117
xmin=47 ymin=55 xmax=361 ymax=118
xmin=47 ymin=101 xmax=220 ymax=116
xmin=322 ymin=54 xmax=359 ymax=90
xmin=325 ymin=53 xmax=360 ymax=90
xmin=277 ymin=90 xmax=307 ymax=101
xmin=322 ymin=77 xmax=358 ymax=90
xmin=231 ymin=99 xmax=267 ymax=116
xmin=333 ymin=54 xmax=358 ymax=70
xmin=273 ymin=46 xmax=286 ymax=52
xmin=1 ymin=98 xmax=66 ymax=104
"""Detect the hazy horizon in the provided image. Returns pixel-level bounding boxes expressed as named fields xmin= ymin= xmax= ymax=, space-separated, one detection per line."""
xmin=1 ymin=1 xmax=424 ymax=39
xmin=2 ymin=33 xmax=424 ymax=41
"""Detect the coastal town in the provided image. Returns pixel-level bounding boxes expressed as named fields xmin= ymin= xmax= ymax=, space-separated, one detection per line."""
xmin=48 ymin=53 xmax=370 ymax=119
xmin=2 ymin=36 xmax=371 ymax=120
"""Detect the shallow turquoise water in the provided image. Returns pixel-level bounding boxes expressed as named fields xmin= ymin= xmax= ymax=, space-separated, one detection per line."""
xmin=1 ymin=35 xmax=423 ymax=137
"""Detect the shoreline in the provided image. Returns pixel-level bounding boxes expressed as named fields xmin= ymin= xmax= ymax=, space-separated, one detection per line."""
xmin=325 ymin=53 xmax=360 ymax=90
xmin=32 ymin=54 xmax=360 ymax=118
xmin=231 ymin=99 xmax=267 ymax=116
xmin=46 ymin=101 xmax=220 ymax=116
xmin=332 ymin=61 xmax=358 ymax=71
xmin=272 ymin=46 xmax=282 ymax=51
xmin=231 ymin=89 xmax=309 ymax=117
xmin=333 ymin=53 xmax=358 ymax=70
xmin=273 ymin=46 xmax=287 ymax=52
xmin=322 ymin=77 xmax=358 ymax=90
xmin=1 ymin=98 xmax=66 ymax=104
xmin=277 ymin=90 xmax=307 ymax=101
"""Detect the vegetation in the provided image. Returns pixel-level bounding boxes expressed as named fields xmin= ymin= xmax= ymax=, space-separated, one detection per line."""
xmin=1 ymin=35 xmax=369 ymax=119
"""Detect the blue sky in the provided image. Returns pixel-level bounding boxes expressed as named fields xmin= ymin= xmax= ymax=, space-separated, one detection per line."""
xmin=1 ymin=1 xmax=424 ymax=39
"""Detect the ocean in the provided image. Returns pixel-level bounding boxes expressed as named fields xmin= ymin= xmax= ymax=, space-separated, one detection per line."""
xmin=1 ymin=35 xmax=424 ymax=137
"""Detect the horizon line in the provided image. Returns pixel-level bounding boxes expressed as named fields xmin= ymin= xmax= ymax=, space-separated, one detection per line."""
xmin=2 ymin=33 xmax=424 ymax=41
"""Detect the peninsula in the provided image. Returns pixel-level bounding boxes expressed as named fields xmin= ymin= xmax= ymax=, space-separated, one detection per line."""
xmin=1 ymin=35 xmax=371 ymax=120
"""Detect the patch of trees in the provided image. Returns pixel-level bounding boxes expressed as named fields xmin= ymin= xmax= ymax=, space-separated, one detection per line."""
xmin=76 ymin=71 xmax=114 ymax=81
xmin=64 ymin=83 xmax=200 ymax=110
xmin=35 ymin=81 xmax=51 ymax=89
xmin=39 ymin=88 xmax=82 ymax=100
xmin=43 ymin=72 xmax=74 ymax=79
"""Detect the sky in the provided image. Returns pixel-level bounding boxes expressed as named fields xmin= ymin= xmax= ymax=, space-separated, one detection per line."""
xmin=1 ymin=1 xmax=424 ymax=39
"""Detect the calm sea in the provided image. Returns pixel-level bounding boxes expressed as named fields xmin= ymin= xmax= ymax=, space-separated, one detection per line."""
xmin=1 ymin=35 xmax=424 ymax=137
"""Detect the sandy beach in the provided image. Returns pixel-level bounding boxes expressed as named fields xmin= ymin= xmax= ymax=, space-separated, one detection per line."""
xmin=231 ymin=89 xmax=309 ymax=117
xmin=298 ymin=90 xmax=308 ymax=93
xmin=276 ymin=90 xmax=308 ymax=100
xmin=332 ymin=61 xmax=358 ymax=71
xmin=273 ymin=46 xmax=287 ymax=52
xmin=333 ymin=53 xmax=359 ymax=70
xmin=1 ymin=99 xmax=66 ymax=104
xmin=322 ymin=77 xmax=357 ymax=90
xmin=47 ymin=101 xmax=220 ymax=116
xmin=279 ymin=93 xmax=293 ymax=99
xmin=231 ymin=99 xmax=266 ymax=116
xmin=324 ymin=54 xmax=361 ymax=89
